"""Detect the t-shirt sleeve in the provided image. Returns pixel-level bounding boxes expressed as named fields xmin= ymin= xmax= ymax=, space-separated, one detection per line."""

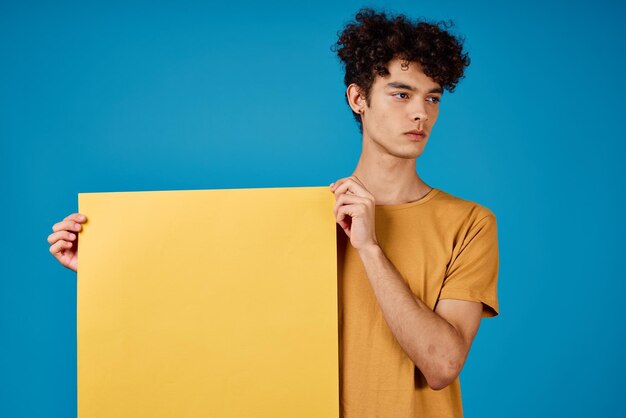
xmin=439 ymin=214 xmax=500 ymax=318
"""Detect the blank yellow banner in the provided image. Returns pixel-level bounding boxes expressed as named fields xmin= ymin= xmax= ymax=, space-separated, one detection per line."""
xmin=77 ymin=186 xmax=338 ymax=418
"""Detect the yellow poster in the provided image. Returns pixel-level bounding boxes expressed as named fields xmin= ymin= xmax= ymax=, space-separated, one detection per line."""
xmin=77 ymin=186 xmax=338 ymax=418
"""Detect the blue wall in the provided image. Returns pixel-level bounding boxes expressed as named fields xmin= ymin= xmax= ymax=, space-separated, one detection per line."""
xmin=2 ymin=1 xmax=624 ymax=416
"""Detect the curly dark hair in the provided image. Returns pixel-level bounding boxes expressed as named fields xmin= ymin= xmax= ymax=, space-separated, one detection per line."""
xmin=331 ymin=7 xmax=471 ymax=132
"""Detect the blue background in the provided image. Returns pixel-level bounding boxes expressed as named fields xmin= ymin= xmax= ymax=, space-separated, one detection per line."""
xmin=2 ymin=1 xmax=624 ymax=417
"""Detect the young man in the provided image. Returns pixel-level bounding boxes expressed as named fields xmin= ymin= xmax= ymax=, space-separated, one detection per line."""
xmin=327 ymin=8 xmax=499 ymax=417
xmin=49 ymin=7 xmax=498 ymax=417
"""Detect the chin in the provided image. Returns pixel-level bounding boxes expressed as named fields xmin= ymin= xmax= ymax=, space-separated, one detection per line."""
xmin=403 ymin=142 xmax=427 ymax=157
xmin=390 ymin=148 xmax=424 ymax=159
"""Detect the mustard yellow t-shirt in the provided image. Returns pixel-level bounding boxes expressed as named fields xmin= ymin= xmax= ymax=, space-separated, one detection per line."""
xmin=338 ymin=187 xmax=499 ymax=418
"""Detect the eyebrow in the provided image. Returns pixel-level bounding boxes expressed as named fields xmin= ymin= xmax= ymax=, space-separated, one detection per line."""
xmin=385 ymin=82 xmax=443 ymax=94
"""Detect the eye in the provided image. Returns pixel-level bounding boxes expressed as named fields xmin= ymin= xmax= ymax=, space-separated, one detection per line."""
xmin=393 ymin=92 xmax=410 ymax=100
xmin=427 ymin=96 xmax=441 ymax=104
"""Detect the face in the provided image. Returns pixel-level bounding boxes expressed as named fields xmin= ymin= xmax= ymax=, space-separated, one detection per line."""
xmin=348 ymin=57 xmax=443 ymax=159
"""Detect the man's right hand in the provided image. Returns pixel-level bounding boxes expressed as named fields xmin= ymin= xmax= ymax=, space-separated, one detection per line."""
xmin=48 ymin=213 xmax=87 ymax=272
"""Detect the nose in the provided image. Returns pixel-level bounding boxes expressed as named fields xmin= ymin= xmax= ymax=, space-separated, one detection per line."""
xmin=409 ymin=103 xmax=428 ymax=127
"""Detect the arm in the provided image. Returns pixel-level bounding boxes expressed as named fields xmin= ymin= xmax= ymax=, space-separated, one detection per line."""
xmin=357 ymin=244 xmax=483 ymax=390
xmin=329 ymin=176 xmax=485 ymax=390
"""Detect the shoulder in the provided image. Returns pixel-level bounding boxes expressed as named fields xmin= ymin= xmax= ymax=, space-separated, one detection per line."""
xmin=432 ymin=188 xmax=496 ymax=229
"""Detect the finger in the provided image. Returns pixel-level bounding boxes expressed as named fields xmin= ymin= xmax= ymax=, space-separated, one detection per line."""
xmin=339 ymin=201 xmax=368 ymax=220
xmin=334 ymin=178 xmax=372 ymax=200
xmin=52 ymin=220 xmax=82 ymax=233
xmin=333 ymin=178 xmax=361 ymax=197
xmin=336 ymin=205 xmax=352 ymax=232
xmin=329 ymin=176 xmax=354 ymax=191
xmin=333 ymin=193 xmax=371 ymax=218
xmin=333 ymin=174 xmax=365 ymax=188
xmin=48 ymin=231 xmax=76 ymax=245
xmin=49 ymin=239 xmax=72 ymax=257
xmin=337 ymin=204 xmax=365 ymax=235
xmin=52 ymin=219 xmax=83 ymax=233
xmin=63 ymin=213 xmax=87 ymax=223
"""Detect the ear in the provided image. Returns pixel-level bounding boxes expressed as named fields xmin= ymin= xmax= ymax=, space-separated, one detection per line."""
xmin=346 ymin=83 xmax=367 ymax=115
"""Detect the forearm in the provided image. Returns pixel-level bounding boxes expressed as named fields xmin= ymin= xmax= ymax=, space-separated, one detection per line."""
xmin=357 ymin=244 xmax=464 ymax=390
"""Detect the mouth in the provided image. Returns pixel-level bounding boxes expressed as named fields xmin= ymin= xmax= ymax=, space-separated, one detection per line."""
xmin=405 ymin=130 xmax=426 ymax=141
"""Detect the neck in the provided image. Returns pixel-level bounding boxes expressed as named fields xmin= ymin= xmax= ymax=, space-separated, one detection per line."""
xmin=351 ymin=138 xmax=432 ymax=206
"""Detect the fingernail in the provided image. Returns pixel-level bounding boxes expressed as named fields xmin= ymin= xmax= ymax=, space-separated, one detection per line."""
xmin=330 ymin=182 xmax=335 ymax=188
xmin=78 ymin=215 xmax=85 ymax=220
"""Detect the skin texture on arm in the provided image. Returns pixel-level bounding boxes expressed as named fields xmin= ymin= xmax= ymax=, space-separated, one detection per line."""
xmin=357 ymin=244 xmax=483 ymax=390
xmin=330 ymin=175 xmax=483 ymax=390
